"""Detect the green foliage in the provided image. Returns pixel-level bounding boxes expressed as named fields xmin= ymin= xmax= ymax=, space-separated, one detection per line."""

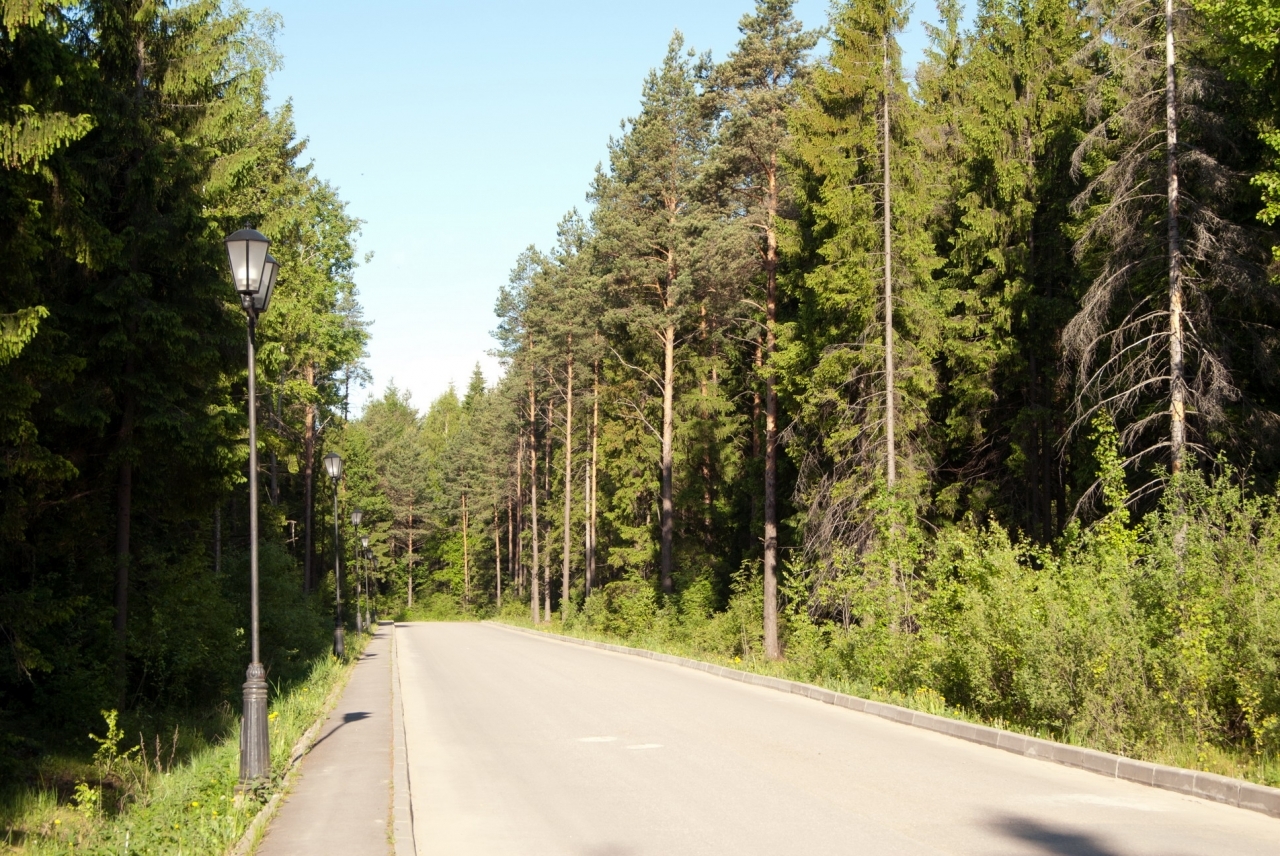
xmin=0 ymin=305 xmax=46 ymax=363
xmin=0 ymin=0 xmax=364 ymax=830
xmin=2 ymin=644 xmax=364 ymax=854
xmin=463 ymin=0 xmax=1280 ymax=785
xmin=537 ymin=468 xmax=1280 ymax=783
xmin=403 ymin=593 xmax=476 ymax=623
xmin=782 ymin=0 xmax=944 ymax=562
xmin=579 ymin=577 xmax=661 ymax=639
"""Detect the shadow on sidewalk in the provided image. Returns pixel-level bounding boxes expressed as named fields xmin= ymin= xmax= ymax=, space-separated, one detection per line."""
xmin=309 ymin=711 xmax=372 ymax=753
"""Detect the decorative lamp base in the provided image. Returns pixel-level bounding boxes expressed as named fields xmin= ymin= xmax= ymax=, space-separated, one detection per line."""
xmin=239 ymin=662 xmax=270 ymax=783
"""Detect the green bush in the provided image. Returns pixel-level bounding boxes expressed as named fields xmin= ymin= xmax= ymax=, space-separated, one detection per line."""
xmin=579 ymin=577 xmax=659 ymax=639
xmin=524 ymin=462 xmax=1280 ymax=785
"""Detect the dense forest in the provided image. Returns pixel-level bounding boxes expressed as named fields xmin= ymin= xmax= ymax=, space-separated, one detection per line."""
xmin=339 ymin=0 xmax=1280 ymax=778
xmin=0 ymin=0 xmax=366 ymax=777
xmin=5 ymin=0 xmax=1280 ymax=812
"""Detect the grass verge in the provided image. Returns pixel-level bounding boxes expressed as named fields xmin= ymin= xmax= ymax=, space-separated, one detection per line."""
xmin=1 ymin=631 xmax=372 ymax=855
xmin=497 ymin=615 xmax=1280 ymax=789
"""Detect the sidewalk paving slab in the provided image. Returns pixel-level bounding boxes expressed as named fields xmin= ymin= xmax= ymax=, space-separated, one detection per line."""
xmin=256 ymin=627 xmax=393 ymax=856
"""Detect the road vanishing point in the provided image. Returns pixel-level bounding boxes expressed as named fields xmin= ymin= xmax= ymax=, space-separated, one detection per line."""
xmin=258 ymin=623 xmax=1279 ymax=855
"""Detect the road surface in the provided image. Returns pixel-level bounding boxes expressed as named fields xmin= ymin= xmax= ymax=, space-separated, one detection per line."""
xmin=396 ymin=622 xmax=1278 ymax=855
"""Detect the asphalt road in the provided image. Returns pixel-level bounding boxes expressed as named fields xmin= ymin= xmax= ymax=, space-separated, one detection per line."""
xmin=396 ymin=622 xmax=1278 ymax=855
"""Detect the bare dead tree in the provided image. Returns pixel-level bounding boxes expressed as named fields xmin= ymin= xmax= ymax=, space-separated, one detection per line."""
xmin=1067 ymin=0 xmax=1262 ymax=498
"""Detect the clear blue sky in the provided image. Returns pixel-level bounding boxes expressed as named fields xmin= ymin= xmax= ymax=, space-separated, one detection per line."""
xmin=247 ymin=1 xmax=963 ymax=413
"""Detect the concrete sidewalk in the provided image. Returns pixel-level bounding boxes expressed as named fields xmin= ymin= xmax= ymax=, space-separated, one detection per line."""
xmin=257 ymin=627 xmax=393 ymax=856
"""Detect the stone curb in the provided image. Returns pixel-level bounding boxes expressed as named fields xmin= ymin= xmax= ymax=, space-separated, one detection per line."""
xmin=486 ymin=621 xmax=1280 ymax=821
xmin=388 ymin=622 xmax=416 ymax=856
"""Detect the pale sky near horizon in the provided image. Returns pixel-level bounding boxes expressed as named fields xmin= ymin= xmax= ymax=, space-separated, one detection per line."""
xmin=247 ymin=1 xmax=966 ymax=415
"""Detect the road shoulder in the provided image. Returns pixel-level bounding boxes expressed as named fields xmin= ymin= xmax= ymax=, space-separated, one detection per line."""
xmin=485 ymin=620 xmax=1280 ymax=821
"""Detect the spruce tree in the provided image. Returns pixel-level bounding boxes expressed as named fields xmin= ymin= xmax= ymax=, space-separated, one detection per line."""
xmin=786 ymin=0 xmax=941 ymax=589
xmin=931 ymin=0 xmax=1086 ymax=535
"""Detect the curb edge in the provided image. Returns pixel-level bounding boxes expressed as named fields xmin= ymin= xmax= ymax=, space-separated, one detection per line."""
xmin=389 ymin=622 xmax=417 ymax=856
xmin=484 ymin=621 xmax=1280 ymax=821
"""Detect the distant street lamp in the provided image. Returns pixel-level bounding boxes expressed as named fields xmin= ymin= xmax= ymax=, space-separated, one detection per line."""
xmin=370 ymin=550 xmax=380 ymax=624
xmin=351 ymin=510 xmax=364 ymax=632
xmin=361 ymin=535 xmax=371 ymax=630
xmin=323 ymin=452 xmax=345 ymax=658
xmin=224 ymin=227 xmax=279 ymax=785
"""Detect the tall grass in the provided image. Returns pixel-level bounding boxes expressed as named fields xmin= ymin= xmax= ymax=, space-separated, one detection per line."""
xmin=1 ymin=634 xmax=369 ymax=855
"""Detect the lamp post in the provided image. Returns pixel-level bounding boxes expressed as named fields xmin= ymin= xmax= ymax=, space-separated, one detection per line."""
xmin=372 ymin=550 xmax=381 ymax=624
xmin=351 ymin=509 xmax=364 ymax=632
xmin=361 ymin=535 xmax=371 ymax=629
xmin=323 ymin=452 xmax=345 ymax=658
xmin=224 ymin=227 xmax=279 ymax=785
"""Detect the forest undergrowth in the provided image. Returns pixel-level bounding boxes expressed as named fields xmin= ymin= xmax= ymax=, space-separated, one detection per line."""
xmin=0 ymin=632 xmax=370 ymax=856
xmin=499 ymin=463 xmax=1280 ymax=790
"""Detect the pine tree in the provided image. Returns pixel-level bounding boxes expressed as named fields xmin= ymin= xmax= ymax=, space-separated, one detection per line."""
xmin=711 ymin=0 xmax=817 ymax=658
xmin=592 ymin=33 xmax=715 ymax=596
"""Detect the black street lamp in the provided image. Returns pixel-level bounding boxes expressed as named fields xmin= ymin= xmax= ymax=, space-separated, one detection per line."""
xmin=323 ymin=451 xmax=345 ymax=658
xmin=370 ymin=550 xmax=380 ymax=623
xmin=351 ymin=510 xmax=364 ymax=632
xmin=361 ymin=535 xmax=371 ymax=630
xmin=224 ymin=227 xmax=279 ymax=785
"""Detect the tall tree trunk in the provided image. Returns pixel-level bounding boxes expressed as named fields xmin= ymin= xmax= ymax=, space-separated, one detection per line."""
xmin=529 ymin=387 xmax=541 ymax=624
xmin=700 ymin=308 xmax=713 ymax=548
xmin=562 ymin=338 xmax=574 ymax=612
xmin=114 ymin=462 xmax=132 ymax=672
xmin=497 ymin=505 xmax=504 ymax=608
xmin=584 ymin=454 xmax=592 ymax=595
xmin=660 ymin=323 xmax=676 ymax=595
xmin=543 ymin=430 xmax=552 ymax=618
xmin=508 ymin=497 xmax=515 ymax=600
xmin=407 ymin=503 xmax=414 ymax=610
xmin=270 ymin=385 xmax=282 ymax=505
xmin=516 ymin=432 xmax=525 ymax=597
xmin=462 ymin=493 xmax=470 ymax=606
xmin=752 ymin=339 xmax=762 ymax=534
xmin=543 ymin=526 xmax=552 ymax=620
xmin=588 ymin=358 xmax=599 ymax=595
xmin=763 ymin=153 xmax=781 ymax=660
xmin=114 ymin=396 xmax=136 ymax=693
xmin=302 ymin=363 xmax=318 ymax=594
xmin=1166 ymin=0 xmax=1185 ymax=474
xmin=214 ymin=504 xmax=221 ymax=575
xmin=883 ymin=30 xmax=897 ymax=489
xmin=269 ymin=453 xmax=279 ymax=506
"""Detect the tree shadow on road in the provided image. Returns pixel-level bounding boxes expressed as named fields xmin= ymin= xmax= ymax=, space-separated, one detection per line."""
xmin=991 ymin=816 xmax=1166 ymax=856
